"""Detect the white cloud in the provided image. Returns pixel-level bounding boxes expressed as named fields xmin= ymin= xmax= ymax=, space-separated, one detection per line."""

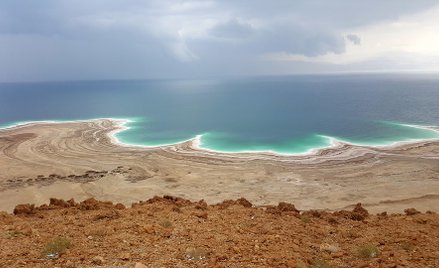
xmin=346 ymin=34 xmax=361 ymax=45
xmin=266 ymin=5 xmax=439 ymax=71
xmin=169 ymin=39 xmax=199 ymax=62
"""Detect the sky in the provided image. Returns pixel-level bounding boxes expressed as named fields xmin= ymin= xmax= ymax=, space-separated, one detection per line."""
xmin=1 ymin=0 xmax=439 ymax=82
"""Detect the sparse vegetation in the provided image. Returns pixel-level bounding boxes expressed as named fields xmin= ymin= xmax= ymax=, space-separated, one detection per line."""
xmin=312 ymin=256 xmax=330 ymax=268
xmin=43 ymin=237 xmax=71 ymax=256
xmin=295 ymin=260 xmax=308 ymax=268
xmin=87 ymin=227 xmax=110 ymax=238
xmin=357 ymin=244 xmax=379 ymax=258
xmin=159 ymin=218 xmax=173 ymax=228
xmin=184 ymin=247 xmax=208 ymax=262
xmin=401 ymin=242 xmax=415 ymax=252
xmin=300 ymin=215 xmax=311 ymax=223
xmin=5 ymin=230 xmax=25 ymax=238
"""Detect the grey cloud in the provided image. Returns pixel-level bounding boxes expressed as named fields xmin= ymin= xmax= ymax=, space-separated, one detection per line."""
xmin=209 ymin=18 xmax=255 ymax=39
xmin=208 ymin=19 xmax=345 ymax=56
xmin=0 ymin=0 xmax=438 ymax=81
xmin=346 ymin=34 xmax=361 ymax=45
xmin=223 ymin=0 xmax=439 ymax=27
xmin=259 ymin=26 xmax=346 ymax=57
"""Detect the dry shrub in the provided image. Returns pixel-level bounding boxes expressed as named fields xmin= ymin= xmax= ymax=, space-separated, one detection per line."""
xmin=43 ymin=237 xmax=71 ymax=256
xmin=357 ymin=244 xmax=379 ymax=258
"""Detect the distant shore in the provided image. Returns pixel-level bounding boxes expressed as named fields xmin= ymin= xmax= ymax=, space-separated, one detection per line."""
xmin=0 ymin=118 xmax=438 ymax=213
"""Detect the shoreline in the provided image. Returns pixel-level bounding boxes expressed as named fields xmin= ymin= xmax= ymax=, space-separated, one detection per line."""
xmin=0 ymin=118 xmax=439 ymax=214
xmin=2 ymin=117 xmax=439 ymax=158
xmin=0 ymin=118 xmax=438 ymax=213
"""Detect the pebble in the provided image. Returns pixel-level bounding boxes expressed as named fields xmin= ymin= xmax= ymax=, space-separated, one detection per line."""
xmin=91 ymin=256 xmax=104 ymax=265
xmin=134 ymin=262 xmax=148 ymax=268
xmin=120 ymin=252 xmax=131 ymax=261
xmin=319 ymin=243 xmax=340 ymax=253
xmin=65 ymin=260 xmax=75 ymax=268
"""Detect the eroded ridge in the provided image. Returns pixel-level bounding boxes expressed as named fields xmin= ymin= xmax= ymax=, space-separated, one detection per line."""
xmin=1 ymin=196 xmax=438 ymax=267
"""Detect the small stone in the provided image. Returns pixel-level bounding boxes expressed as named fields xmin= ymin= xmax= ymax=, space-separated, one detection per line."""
xmin=319 ymin=243 xmax=340 ymax=253
xmin=286 ymin=259 xmax=296 ymax=267
xmin=115 ymin=203 xmax=126 ymax=210
xmin=332 ymin=252 xmax=343 ymax=258
xmin=65 ymin=260 xmax=76 ymax=268
xmin=232 ymin=246 xmax=240 ymax=254
xmin=91 ymin=256 xmax=104 ymax=265
xmin=195 ymin=200 xmax=208 ymax=210
xmin=143 ymin=224 xmax=155 ymax=234
xmin=134 ymin=262 xmax=148 ymax=268
xmin=194 ymin=211 xmax=208 ymax=219
xmin=120 ymin=252 xmax=131 ymax=261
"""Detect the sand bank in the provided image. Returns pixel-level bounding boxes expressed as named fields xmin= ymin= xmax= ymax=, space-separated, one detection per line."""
xmin=0 ymin=119 xmax=438 ymax=213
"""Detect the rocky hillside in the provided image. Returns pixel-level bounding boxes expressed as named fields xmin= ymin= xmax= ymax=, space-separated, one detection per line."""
xmin=1 ymin=196 xmax=438 ymax=267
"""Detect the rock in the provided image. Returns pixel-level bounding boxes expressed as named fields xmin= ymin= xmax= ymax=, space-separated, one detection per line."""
xmin=49 ymin=198 xmax=75 ymax=208
xmin=195 ymin=200 xmax=208 ymax=210
xmin=120 ymin=252 xmax=131 ymax=261
xmin=78 ymin=198 xmax=100 ymax=210
xmin=91 ymin=256 xmax=104 ymax=265
xmin=65 ymin=260 xmax=76 ymax=268
xmin=17 ymin=224 xmax=34 ymax=236
xmin=319 ymin=243 xmax=340 ymax=253
xmin=335 ymin=203 xmax=369 ymax=221
xmin=378 ymin=211 xmax=388 ymax=217
xmin=404 ymin=208 xmax=420 ymax=215
xmin=13 ymin=204 xmax=35 ymax=215
xmin=237 ymin=198 xmax=252 ymax=208
xmin=277 ymin=202 xmax=300 ymax=213
xmin=194 ymin=211 xmax=208 ymax=219
xmin=134 ymin=262 xmax=147 ymax=268
xmin=286 ymin=259 xmax=296 ymax=267
xmin=115 ymin=203 xmax=126 ymax=210
xmin=143 ymin=224 xmax=155 ymax=234
xmin=78 ymin=198 xmax=113 ymax=210
xmin=352 ymin=203 xmax=369 ymax=220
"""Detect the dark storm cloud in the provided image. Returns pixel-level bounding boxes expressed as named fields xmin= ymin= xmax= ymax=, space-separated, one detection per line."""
xmin=0 ymin=0 xmax=438 ymax=81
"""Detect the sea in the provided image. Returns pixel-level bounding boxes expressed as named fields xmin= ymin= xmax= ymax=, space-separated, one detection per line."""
xmin=1 ymin=73 xmax=439 ymax=155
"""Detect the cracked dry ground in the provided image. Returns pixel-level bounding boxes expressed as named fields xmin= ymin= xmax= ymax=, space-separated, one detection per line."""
xmin=1 ymin=196 xmax=438 ymax=268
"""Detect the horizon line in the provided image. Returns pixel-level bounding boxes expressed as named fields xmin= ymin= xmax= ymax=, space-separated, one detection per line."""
xmin=2 ymin=69 xmax=439 ymax=84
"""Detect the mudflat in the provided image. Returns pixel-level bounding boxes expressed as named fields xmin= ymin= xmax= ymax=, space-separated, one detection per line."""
xmin=0 ymin=119 xmax=438 ymax=213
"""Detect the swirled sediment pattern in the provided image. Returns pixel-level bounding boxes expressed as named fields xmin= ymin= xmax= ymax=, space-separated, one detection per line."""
xmin=0 ymin=119 xmax=438 ymax=213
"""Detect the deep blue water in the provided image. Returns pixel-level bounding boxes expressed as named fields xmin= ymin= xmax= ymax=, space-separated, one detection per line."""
xmin=1 ymin=74 xmax=439 ymax=154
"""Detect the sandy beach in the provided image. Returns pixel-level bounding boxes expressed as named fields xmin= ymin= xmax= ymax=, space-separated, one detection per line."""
xmin=0 ymin=119 xmax=438 ymax=213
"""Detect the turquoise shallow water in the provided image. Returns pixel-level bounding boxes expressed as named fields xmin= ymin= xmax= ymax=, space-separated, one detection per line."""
xmin=114 ymin=119 xmax=439 ymax=154
xmin=1 ymin=74 xmax=439 ymax=154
